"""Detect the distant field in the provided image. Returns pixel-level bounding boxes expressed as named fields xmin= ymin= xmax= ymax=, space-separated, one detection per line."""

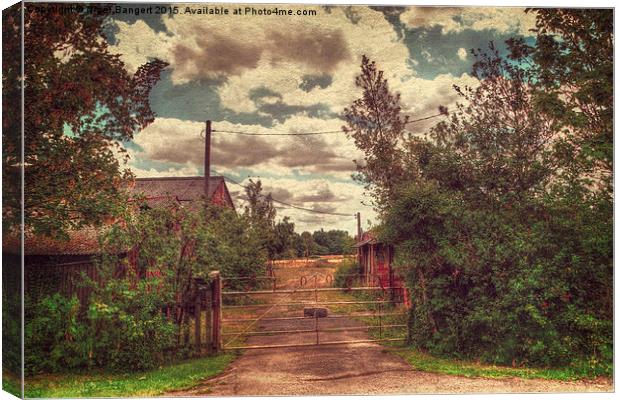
xmin=272 ymin=255 xmax=355 ymax=265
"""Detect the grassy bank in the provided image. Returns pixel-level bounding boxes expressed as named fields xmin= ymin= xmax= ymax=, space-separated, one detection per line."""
xmin=22 ymin=354 xmax=235 ymax=398
xmin=391 ymin=347 xmax=612 ymax=382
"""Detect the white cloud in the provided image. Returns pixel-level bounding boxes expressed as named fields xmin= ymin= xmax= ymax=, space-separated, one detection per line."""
xmin=457 ymin=47 xmax=468 ymax=61
xmin=399 ymin=6 xmax=537 ymax=36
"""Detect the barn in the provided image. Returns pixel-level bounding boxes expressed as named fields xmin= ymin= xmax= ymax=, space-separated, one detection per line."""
xmin=3 ymin=175 xmax=235 ymax=305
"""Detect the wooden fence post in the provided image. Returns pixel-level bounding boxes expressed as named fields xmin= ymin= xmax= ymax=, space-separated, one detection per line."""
xmin=194 ymin=289 xmax=202 ymax=353
xmin=208 ymin=270 xmax=222 ymax=354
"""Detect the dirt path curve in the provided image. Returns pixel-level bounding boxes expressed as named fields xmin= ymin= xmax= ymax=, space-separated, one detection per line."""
xmin=170 ymin=262 xmax=612 ymax=396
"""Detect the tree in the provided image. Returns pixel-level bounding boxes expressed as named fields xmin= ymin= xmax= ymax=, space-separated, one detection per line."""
xmin=272 ymin=217 xmax=298 ymax=259
xmin=342 ymin=55 xmax=409 ymax=211
xmin=507 ymin=9 xmax=612 ymax=195
xmin=299 ymin=231 xmax=316 ymax=259
xmin=347 ymin=9 xmax=612 ymax=372
xmin=2 ymin=5 xmax=167 ymax=239
xmin=243 ymin=179 xmax=277 ymax=259
xmin=312 ymin=229 xmax=356 ymax=255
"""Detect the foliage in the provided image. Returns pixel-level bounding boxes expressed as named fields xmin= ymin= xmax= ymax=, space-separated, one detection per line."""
xmin=2 ymin=289 xmax=21 ymax=374
xmin=24 ymin=294 xmax=89 ymax=375
xmin=23 ymin=354 xmax=235 ymax=398
xmin=271 ymin=217 xmax=298 ymax=259
xmin=85 ymin=278 xmax=177 ymax=371
xmin=507 ymin=9 xmax=612 ymax=192
xmin=333 ymin=259 xmax=360 ymax=288
xmin=243 ymin=179 xmax=279 ymax=261
xmin=312 ymin=229 xmax=356 ymax=255
xmin=2 ymin=5 xmax=167 ymax=239
xmin=342 ymin=55 xmax=410 ymax=209
xmin=23 ymin=202 xmax=266 ymax=374
xmin=348 ymin=8 xmax=612 ymax=373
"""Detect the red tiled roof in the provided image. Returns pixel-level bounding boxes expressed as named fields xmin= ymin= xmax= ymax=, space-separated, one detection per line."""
xmin=128 ymin=176 xmax=228 ymax=211
xmin=4 ymin=227 xmax=104 ymax=256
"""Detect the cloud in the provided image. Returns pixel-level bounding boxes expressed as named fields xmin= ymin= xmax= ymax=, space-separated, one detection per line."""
xmin=131 ymin=117 xmax=359 ymax=176
xmin=457 ymin=47 xmax=468 ymax=60
xmin=299 ymin=74 xmax=333 ymax=92
xmin=172 ymin=30 xmax=263 ymax=80
xmin=399 ymin=7 xmax=537 ymax=36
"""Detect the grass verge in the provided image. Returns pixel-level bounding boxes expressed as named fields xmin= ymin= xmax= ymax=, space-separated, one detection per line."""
xmin=391 ymin=347 xmax=612 ymax=382
xmin=23 ymin=354 xmax=235 ymax=398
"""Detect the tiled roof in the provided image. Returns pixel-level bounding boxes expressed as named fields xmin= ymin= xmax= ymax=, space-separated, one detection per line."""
xmin=4 ymin=227 xmax=104 ymax=256
xmin=128 ymin=176 xmax=225 ymax=210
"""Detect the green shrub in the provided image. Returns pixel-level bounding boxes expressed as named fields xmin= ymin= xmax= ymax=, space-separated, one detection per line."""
xmin=333 ymin=259 xmax=360 ymax=288
xmin=86 ymin=277 xmax=177 ymax=371
xmin=24 ymin=294 xmax=89 ymax=374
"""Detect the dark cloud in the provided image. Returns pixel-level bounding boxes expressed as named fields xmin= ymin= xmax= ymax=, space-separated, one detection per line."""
xmin=258 ymin=102 xmax=335 ymax=123
xmin=249 ymin=87 xmax=283 ymax=104
xmin=299 ymin=74 xmax=333 ymax=92
xmin=294 ymin=186 xmax=348 ymax=203
xmin=268 ymin=187 xmax=295 ymax=202
xmin=343 ymin=6 xmax=362 ymax=24
xmin=267 ymin=28 xmax=351 ymax=73
xmin=212 ymin=136 xmax=282 ymax=167
xmin=147 ymin=135 xmax=203 ymax=165
xmin=173 ymin=29 xmax=262 ymax=79
xmin=310 ymin=204 xmax=338 ymax=213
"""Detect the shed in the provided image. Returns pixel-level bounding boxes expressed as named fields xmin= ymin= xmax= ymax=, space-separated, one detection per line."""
xmin=354 ymin=231 xmax=410 ymax=306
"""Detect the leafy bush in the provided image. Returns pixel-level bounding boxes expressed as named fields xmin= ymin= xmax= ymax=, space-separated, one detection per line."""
xmin=333 ymin=259 xmax=361 ymax=288
xmin=86 ymin=277 xmax=177 ymax=371
xmin=2 ymin=288 xmax=21 ymax=374
xmin=24 ymin=294 xmax=88 ymax=374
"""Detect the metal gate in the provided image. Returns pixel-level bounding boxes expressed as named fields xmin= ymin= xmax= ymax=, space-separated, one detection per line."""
xmin=219 ymin=272 xmax=408 ymax=351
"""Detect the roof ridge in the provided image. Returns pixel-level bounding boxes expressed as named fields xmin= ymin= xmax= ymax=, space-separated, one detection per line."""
xmin=135 ymin=176 xmax=223 ymax=181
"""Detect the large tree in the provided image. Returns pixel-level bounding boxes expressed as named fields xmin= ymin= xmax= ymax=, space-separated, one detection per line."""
xmin=2 ymin=5 xmax=167 ymax=239
xmin=342 ymin=55 xmax=409 ymax=211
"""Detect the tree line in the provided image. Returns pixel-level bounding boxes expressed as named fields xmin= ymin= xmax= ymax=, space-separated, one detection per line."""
xmin=242 ymin=179 xmax=357 ymax=259
xmin=343 ymin=9 xmax=612 ymax=374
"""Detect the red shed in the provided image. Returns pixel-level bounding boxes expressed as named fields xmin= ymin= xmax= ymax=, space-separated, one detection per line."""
xmin=354 ymin=230 xmax=410 ymax=306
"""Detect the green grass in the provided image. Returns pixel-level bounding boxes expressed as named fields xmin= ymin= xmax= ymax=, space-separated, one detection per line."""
xmin=3 ymin=373 xmax=22 ymax=398
xmin=391 ymin=347 xmax=612 ymax=381
xmin=23 ymin=354 xmax=235 ymax=398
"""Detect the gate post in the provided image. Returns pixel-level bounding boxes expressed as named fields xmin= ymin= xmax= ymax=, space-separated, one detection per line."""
xmin=194 ymin=288 xmax=202 ymax=353
xmin=208 ymin=270 xmax=222 ymax=353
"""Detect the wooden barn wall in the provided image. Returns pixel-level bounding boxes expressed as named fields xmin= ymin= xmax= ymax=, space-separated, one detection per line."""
xmin=23 ymin=255 xmax=102 ymax=306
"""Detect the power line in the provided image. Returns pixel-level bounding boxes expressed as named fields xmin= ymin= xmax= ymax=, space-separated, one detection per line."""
xmin=404 ymin=111 xmax=447 ymax=125
xmin=212 ymin=169 xmax=353 ymax=217
xmin=211 ymin=111 xmax=446 ymax=137
xmin=212 ymin=129 xmax=343 ymax=136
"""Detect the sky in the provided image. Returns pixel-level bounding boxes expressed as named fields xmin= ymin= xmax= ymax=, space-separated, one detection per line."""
xmin=106 ymin=4 xmax=538 ymax=234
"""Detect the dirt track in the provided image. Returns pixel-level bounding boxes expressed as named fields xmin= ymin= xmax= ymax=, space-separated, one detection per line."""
xmin=170 ymin=262 xmax=613 ymax=396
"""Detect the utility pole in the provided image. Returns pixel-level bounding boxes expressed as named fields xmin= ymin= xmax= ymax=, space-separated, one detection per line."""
xmin=204 ymin=120 xmax=212 ymax=197
xmin=356 ymin=212 xmax=362 ymax=274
